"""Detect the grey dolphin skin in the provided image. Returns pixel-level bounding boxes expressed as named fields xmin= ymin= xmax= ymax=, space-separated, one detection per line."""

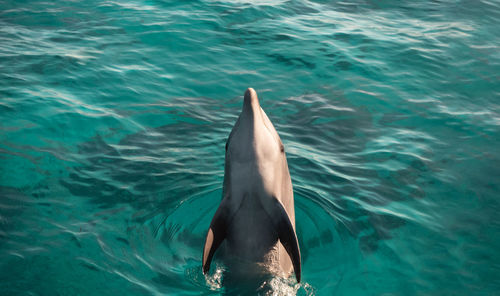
xmin=202 ymin=88 xmax=301 ymax=283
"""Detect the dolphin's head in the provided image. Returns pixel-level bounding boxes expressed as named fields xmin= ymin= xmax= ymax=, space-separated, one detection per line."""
xmin=225 ymin=88 xmax=286 ymax=195
xmin=227 ymin=88 xmax=283 ymax=163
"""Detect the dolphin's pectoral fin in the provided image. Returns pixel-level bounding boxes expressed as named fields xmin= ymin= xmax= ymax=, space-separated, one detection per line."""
xmin=202 ymin=202 xmax=229 ymax=274
xmin=272 ymin=199 xmax=301 ymax=283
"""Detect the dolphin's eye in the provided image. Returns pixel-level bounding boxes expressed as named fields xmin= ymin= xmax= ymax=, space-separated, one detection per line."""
xmin=280 ymin=144 xmax=285 ymax=153
xmin=225 ymin=141 xmax=229 ymax=151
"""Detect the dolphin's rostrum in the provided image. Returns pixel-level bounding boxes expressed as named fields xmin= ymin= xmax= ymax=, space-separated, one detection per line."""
xmin=202 ymin=88 xmax=301 ymax=283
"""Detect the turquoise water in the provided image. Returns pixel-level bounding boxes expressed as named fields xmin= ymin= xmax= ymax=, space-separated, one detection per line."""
xmin=1 ymin=0 xmax=499 ymax=294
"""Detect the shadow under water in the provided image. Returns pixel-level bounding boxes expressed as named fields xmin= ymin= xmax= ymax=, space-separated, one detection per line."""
xmin=56 ymin=90 xmax=433 ymax=293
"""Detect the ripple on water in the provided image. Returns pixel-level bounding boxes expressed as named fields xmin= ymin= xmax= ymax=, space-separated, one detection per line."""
xmin=1 ymin=0 xmax=500 ymax=294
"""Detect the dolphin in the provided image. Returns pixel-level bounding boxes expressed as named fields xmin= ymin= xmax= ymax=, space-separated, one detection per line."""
xmin=202 ymin=88 xmax=301 ymax=283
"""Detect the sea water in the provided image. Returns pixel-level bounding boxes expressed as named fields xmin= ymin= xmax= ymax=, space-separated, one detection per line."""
xmin=0 ymin=0 xmax=499 ymax=295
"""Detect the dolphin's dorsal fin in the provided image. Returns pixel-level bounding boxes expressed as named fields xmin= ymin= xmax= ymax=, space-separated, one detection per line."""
xmin=272 ymin=199 xmax=301 ymax=283
xmin=202 ymin=201 xmax=229 ymax=274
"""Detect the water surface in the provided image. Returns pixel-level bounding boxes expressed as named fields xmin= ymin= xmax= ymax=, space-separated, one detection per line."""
xmin=1 ymin=0 xmax=499 ymax=295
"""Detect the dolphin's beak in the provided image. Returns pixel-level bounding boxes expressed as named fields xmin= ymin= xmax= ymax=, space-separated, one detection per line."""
xmin=243 ymin=88 xmax=261 ymax=115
